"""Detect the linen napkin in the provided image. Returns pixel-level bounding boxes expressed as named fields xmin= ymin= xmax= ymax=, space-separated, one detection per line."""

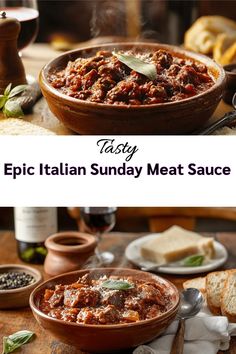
xmin=133 ymin=305 xmax=236 ymax=354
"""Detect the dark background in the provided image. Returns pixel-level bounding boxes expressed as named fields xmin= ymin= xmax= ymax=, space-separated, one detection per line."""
xmin=1 ymin=208 xmax=236 ymax=232
xmin=36 ymin=0 xmax=236 ymax=45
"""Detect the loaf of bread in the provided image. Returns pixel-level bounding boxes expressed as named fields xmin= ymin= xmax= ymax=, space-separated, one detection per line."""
xmin=0 ymin=118 xmax=55 ymax=135
xmin=140 ymin=226 xmax=214 ymax=265
xmin=185 ymin=16 xmax=236 ymax=55
xmin=184 ymin=269 xmax=236 ymax=322
xmin=221 ymin=270 xmax=236 ymax=322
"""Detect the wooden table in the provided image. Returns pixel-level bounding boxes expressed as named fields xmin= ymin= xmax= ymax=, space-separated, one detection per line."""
xmin=0 ymin=43 xmax=233 ymax=135
xmin=0 ymin=231 xmax=236 ymax=353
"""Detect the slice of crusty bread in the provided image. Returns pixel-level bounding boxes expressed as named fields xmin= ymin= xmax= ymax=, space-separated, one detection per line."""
xmin=141 ymin=226 xmax=214 ymax=265
xmin=206 ymin=271 xmax=228 ymax=315
xmin=221 ymin=270 xmax=236 ymax=322
xmin=183 ymin=277 xmax=206 ymax=295
xmin=0 ymin=118 xmax=55 ymax=135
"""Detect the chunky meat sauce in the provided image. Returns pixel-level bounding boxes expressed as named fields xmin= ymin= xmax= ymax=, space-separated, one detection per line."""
xmin=49 ymin=49 xmax=214 ymax=105
xmin=40 ymin=274 xmax=173 ymax=325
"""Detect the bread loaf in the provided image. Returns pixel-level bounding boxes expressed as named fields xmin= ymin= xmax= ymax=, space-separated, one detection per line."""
xmin=185 ymin=16 xmax=236 ymax=55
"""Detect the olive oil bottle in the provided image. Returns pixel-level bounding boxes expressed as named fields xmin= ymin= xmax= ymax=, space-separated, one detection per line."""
xmin=14 ymin=207 xmax=57 ymax=264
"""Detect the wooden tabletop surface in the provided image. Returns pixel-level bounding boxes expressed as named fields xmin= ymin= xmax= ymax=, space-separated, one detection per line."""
xmin=0 ymin=231 xmax=236 ymax=353
xmin=0 ymin=43 xmax=232 ymax=135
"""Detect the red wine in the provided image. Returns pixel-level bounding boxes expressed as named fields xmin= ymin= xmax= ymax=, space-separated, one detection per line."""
xmin=81 ymin=208 xmax=116 ymax=234
xmin=1 ymin=7 xmax=39 ymax=50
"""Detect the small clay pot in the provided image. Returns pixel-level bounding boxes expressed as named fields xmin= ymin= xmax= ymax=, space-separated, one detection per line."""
xmin=44 ymin=232 xmax=97 ymax=276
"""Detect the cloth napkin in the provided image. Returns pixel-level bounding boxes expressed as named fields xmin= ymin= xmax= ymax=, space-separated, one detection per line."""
xmin=133 ymin=305 xmax=236 ymax=354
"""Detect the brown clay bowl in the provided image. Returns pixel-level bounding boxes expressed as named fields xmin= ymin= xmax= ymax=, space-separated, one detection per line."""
xmin=40 ymin=42 xmax=226 ymax=135
xmin=30 ymin=268 xmax=179 ymax=353
xmin=0 ymin=264 xmax=42 ymax=309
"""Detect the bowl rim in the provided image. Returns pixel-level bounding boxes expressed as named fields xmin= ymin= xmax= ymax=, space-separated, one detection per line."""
xmin=30 ymin=267 xmax=180 ymax=329
xmin=45 ymin=231 xmax=97 ymax=253
xmin=0 ymin=264 xmax=43 ymax=294
xmin=40 ymin=42 xmax=226 ymax=110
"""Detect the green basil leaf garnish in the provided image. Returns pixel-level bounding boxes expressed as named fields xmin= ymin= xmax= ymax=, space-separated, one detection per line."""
xmin=0 ymin=83 xmax=27 ymax=118
xmin=113 ymin=52 xmax=157 ymax=81
xmin=4 ymin=83 xmax=12 ymax=97
xmin=2 ymin=330 xmax=34 ymax=354
xmin=0 ymin=95 xmax=7 ymax=109
xmin=9 ymin=85 xmax=28 ymax=98
xmin=101 ymin=279 xmax=134 ymax=290
xmin=182 ymin=254 xmax=205 ymax=267
xmin=3 ymin=99 xmax=24 ymax=118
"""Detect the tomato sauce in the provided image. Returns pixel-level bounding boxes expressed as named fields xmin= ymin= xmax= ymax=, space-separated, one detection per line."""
xmin=49 ymin=49 xmax=214 ymax=105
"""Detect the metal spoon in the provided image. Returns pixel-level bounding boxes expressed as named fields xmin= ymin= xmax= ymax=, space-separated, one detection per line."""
xmin=197 ymin=92 xmax=236 ymax=135
xmin=170 ymin=288 xmax=204 ymax=354
xmin=141 ymin=263 xmax=175 ymax=272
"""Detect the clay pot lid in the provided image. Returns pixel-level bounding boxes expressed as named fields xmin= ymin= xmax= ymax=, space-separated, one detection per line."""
xmin=0 ymin=12 xmax=21 ymax=39
xmin=45 ymin=232 xmax=97 ymax=254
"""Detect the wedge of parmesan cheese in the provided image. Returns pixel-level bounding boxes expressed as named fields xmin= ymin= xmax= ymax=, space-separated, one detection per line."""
xmin=140 ymin=225 xmax=215 ymax=265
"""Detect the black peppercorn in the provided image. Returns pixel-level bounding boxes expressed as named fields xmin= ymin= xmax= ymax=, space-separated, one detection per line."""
xmin=0 ymin=271 xmax=35 ymax=290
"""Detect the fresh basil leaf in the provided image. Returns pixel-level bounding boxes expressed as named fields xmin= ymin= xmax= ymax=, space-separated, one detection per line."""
xmin=4 ymin=83 xmax=12 ymax=97
xmin=3 ymin=99 xmax=24 ymax=118
xmin=113 ymin=52 xmax=157 ymax=81
xmin=2 ymin=330 xmax=34 ymax=354
xmin=0 ymin=95 xmax=7 ymax=109
xmin=101 ymin=279 xmax=134 ymax=290
xmin=182 ymin=254 xmax=205 ymax=267
xmin=9 ymin=85 xmax=28 ymax=98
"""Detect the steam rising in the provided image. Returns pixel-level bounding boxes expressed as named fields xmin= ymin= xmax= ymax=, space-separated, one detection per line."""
xmin=90 ymin=1 xmax=126 ymax=38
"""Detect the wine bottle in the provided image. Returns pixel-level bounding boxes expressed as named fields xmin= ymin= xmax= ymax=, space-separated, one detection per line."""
xmin=14 ymin=207 xmax=57 ymax=264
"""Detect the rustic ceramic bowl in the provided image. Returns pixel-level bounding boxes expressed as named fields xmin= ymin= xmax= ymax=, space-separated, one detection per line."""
xmin=44 ymin=231 xmax=97 ymax=276
xmin=30 ymin=268 xmax=179 ymax=353
xmin=0 ymin=264 xmax=42 ymax=309
xmin=40 ymin=42 xmax=226 ymax=135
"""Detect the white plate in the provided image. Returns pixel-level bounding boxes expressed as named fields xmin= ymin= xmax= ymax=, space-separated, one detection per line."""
xmin=125 ymin=234 xmax=228 ymax=275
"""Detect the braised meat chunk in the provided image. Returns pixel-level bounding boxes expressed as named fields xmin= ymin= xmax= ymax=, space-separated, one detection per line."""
xmin=64 ymin=287 xmax=100 ymax=307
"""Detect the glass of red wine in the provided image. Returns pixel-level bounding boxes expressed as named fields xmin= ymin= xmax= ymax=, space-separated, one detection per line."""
xmin=80 ymin=207 xmax=117 ymax=265
xmin=0 ymin=0 xmax=39 ymax=51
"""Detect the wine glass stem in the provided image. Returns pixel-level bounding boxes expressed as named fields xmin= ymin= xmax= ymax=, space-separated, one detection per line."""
xmin=95 ymin=233 xmax=103 ymax=263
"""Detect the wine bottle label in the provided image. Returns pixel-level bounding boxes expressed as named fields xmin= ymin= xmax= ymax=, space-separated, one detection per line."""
xmin=14 ymin=207 xmax=57 ymax=243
